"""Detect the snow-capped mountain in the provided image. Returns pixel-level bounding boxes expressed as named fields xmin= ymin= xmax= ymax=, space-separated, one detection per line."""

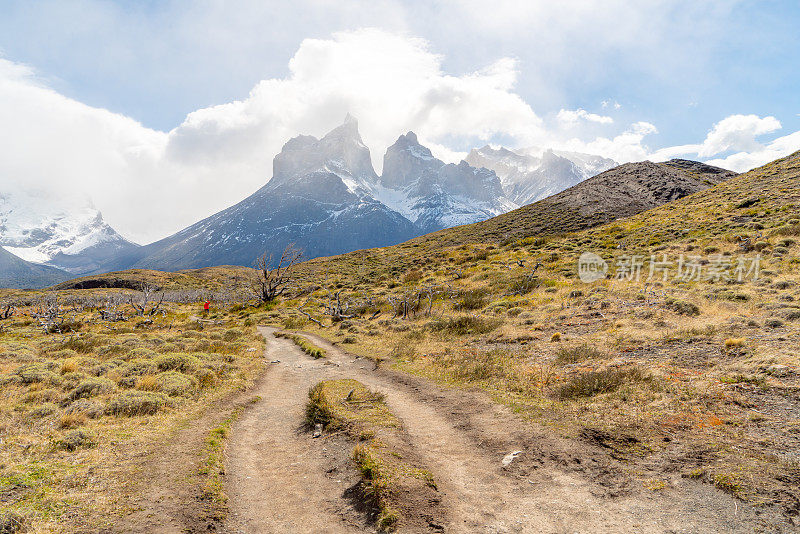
xmin=0 ymin=190 xmax=140 ymax=275
xmin=1 ymin=116 xmax=621 ymax=278
xmin=130 ymin=118 xmax=517 ymax=270
xmin=130 ymin=116 xmax=419 ymax=270
xmin=375 ymin=132 xmax=516 ymax=232
xmin=465 ymin=146 xmax=617 ymax=206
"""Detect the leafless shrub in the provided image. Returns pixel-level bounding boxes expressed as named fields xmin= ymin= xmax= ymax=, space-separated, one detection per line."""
xmin=253 ymin=244 xmax=303 ymax=303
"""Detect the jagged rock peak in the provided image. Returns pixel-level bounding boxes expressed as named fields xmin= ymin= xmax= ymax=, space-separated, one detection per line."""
xmin=272 ymin=115 xmax=377 ymax=186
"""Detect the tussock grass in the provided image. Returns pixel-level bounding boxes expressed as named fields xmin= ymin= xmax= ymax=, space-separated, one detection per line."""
xmin=555 ymin=367 xmax=650 ymax=400
xmin=555 ymin=344 xmax=607 ymax=364
xmin=273 ymin=331 xmax=326 ymax=358
xmin=429 ymin=315 xmax=501 ymax=335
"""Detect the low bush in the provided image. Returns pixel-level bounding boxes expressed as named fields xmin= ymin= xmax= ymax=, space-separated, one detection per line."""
xmin=429 ymin=316 xmax=501 ymax=336
xmin=454 ymin=289 xmax=488 ymax=311
xmin=556 ymin=345 xmax=607 ymax=364
xmin=665 ymin=298 xmax=700 ymax=316
xmin=555 ymin=367 xmax=649 ymax=400
xmin=14 ymin=364 xmax=60 ymax=385
xmin=63 ymin=399 xmax=105 ymax=419
xmin=156 ymin=371 xmax=197 ymax=397
xmin=64 ymin=377 xmax=115 ymax=403
xmin=55 ymin=429 xmax=95 ymax=451
xmin=107 ymin=391 xmax=170 ymax=416
xmin=155 ymin=353 xmax=200 ymax=373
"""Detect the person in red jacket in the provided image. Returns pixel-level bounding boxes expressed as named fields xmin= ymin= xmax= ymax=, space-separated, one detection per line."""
xmin=203 ymin=300 xmax=210 ymax=315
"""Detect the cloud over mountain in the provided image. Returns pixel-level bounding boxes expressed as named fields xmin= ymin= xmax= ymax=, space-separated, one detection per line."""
xmin=0 ymin=28 xmax=798 ymax=244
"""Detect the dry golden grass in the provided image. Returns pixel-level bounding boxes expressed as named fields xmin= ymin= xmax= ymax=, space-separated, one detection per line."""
xmin=0 ymin=297 xmax=266 ymax=532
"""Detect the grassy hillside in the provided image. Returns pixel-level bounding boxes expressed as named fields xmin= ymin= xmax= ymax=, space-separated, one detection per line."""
xmin=1 ymin=151 xmax=798 ymax=530
xmin=267 ymin=150 xmax=800 ymax=522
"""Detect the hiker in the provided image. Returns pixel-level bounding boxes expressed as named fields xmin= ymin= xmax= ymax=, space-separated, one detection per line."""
xmin=203 ymin=300 xmax=210 ymax=314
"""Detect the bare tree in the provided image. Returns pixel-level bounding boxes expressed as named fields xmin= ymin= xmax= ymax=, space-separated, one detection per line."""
xmin=253 ymin=244 xmax=304 ymax=303
xmin=0 ymin=301 xmax=15 ymax=321
xmin=130 ymin=283 xmax=165 ymax=317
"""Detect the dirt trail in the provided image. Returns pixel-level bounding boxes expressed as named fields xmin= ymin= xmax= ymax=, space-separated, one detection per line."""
xmin=224 ymin=328 xmax=789 ymax=533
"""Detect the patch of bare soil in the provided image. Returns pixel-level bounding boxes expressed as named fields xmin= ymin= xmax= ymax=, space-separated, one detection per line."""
xmin=107 ymin=393 xmax=256 ymax=534
xmin=221 ymin=327 xmax=796 ymax=533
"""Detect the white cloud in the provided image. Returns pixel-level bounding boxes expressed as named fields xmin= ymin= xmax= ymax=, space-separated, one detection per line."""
xmin=0 ymin=30 xmax=549 ymax=243
xmin=1 ymin=28 xmax=799 ymax=246
xmin=650 ymin=114 xmax=798 ymax=172
xmin=557 ymin=108 xmax=614 ymax=126
xmin=698 ymin=114 xmax=781 ymax=157
xmin=559 ymin=121 xmax=659 ymax=163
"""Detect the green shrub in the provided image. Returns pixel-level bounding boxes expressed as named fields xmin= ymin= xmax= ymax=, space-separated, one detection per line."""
xmin=665 ymin=298 xmax=700 ymax=316
xmin=156 ymin=371 xmax=197 ymax=397
xmin=64 ymin=377 xmax=115 ymax=403
xmin=155 ymin=353 xmax=200 ymax=373
xmin=556 ymin=345 xmax=607 ymax=364
xmin=455 ymin=289 xmax=488 ymax=311
xmin=14 ymin=363 xmax=60 ymax=385
xmin=63 ymin=399 xmax=105 ymax=419
xmin=55 ymin=429 xmax=95 ymax=451
xmin=29 ymin=403 xmax=58 ymax=419
xmin=765 ymin=318 xmax=784 ymax=328
xmin=222 ymin=328 xmax=244 ymax=341
xmin=107 ymin=391 xmax=170 ymax=416
xmin=429 ymin=316 xmax=501 ymax=335
xmin=120 ymin=359 xmax=158 ymax=377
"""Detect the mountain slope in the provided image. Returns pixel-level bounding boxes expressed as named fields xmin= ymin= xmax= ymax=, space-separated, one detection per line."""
xmin=0 ymin=190 xmax=140 ymax=275
xmin=0 ymin=246 xmax=70 ymax=289
xmin=465 ymin=145 xmax=617 ymax=206
xmin=132 ymin=117 xmax=418 ymax=270
xmin=414 ymin=159 xmax=737 ymax=247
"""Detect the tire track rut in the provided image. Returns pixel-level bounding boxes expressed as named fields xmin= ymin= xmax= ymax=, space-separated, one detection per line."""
xmin=224 ymin=327 xmax=784 ymax=533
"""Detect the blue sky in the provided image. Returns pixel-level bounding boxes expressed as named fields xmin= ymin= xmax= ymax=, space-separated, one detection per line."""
xmin=1 ymin=1 xmax=797 ymax=146
xmin=0 ymin=1 xmax=799 ymax=242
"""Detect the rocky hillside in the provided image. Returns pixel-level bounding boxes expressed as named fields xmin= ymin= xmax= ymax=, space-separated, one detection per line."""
xmin=415 ymin=158 xmax=737 ymax=247
xmin=465 ymin=145 xmax=617 ymax=205
xmin=0 ymin=246 xmax=69 ymax=289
